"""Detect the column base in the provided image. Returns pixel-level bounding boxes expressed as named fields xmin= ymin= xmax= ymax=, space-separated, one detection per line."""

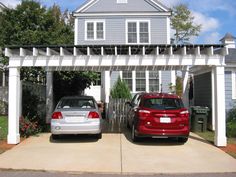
xmin=214 ymin=135 xmax=227 ymax=147
xmin=7 ymin=133 xmax=20 ymax=144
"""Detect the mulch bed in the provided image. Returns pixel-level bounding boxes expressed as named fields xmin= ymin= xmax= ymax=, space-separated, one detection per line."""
xmin=220 ymin=143 xmax=236 ymax=155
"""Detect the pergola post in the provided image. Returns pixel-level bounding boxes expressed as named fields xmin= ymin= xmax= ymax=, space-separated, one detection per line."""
xmin=46 ymin=71 xmax=54 ymax=124
xmin=213 ymin=66 xmax=227 ymax=146
xmin=101 ymin=71 xmax=110 ymax=118
xmin=7 ymin=67 xmax=21 ymax=144
xmin=182 ymin=67 xmax=189 ymax=108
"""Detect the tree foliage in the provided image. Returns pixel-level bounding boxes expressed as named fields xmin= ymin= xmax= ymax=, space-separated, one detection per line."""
xmin=53 ymin=71 xmax=100 ymax=104
xmin=170 ymin=4 xmax=201 ymax=44
xmin=110 ymin=77 xmax=132 ymax=99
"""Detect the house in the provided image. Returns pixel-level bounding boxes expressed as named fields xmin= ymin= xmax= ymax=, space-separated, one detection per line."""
xmin=0 ymin=2 xmax=7 ymax=12
xmin=72 ymin=0 xmax=176 ymax=101
xmin=192 ymin=33 xmax=236 ymax=130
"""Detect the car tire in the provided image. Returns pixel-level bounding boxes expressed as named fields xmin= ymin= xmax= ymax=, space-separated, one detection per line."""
xmin=96 ymin=133 xmax=102 ymax=139
xmin=131 ymin=124 xmax=139 ymax=142
xmin=51 ymin=134 xmax=59 ymax=140
xmin=178 ymin=137 xmax=188 ymax=143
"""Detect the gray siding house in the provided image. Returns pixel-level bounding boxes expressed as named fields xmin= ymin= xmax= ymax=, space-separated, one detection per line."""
xmin=73 ymin=0 xmax=175 ymax=100
xmin=193 ymin=33 xmax=236 ymax=130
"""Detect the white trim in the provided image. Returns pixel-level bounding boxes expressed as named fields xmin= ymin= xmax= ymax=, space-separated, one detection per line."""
xmin=85 ymin=20 xmax=106 ymax=41
xmin=166 ymin=17 xmax=171 ymax=44
xmin=74 ymin=18 xmax=79 ymax=45
xmin=74 ymin=12 xmax=172 ymax=17
xmin=75 ymin=0 xmax=99 ymax=13
xmin=125 ymin=19 xmax=151 ymax=45
xmin=232 ymin=71 xmax=236 ymax=99
xmin=149 ymin=0 xmax=169 ymax=12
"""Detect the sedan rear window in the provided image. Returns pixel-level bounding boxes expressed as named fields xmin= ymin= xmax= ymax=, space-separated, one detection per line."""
xmin=143 ymin=98 xmax=184 ymax=110
xmin=57 ymin=98 xmax=96 ymax=109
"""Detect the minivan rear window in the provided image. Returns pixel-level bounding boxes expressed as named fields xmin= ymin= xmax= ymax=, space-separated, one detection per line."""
xmin=57 ymin=98 xmax=96 ymax=109
xmin=143 ymin=98 xmax=184 ymax=110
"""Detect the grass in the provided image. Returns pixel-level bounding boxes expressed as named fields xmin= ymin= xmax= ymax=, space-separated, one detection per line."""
xmin=195 ymin=130 xmax=236 ymax=159
xmin=0 ymin=116 xmax=8 ymax=140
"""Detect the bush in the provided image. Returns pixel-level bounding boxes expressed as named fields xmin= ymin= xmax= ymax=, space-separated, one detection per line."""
xmin=226 ymin=108 xmax=236 ymax=138
xmin=19 ymin=116 xmax=41 ymax=138
xmin=110 ymin=77 xmax=132 ymax=99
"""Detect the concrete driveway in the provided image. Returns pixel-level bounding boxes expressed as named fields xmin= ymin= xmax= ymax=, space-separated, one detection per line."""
xmin=0 ymin=132 xmax=236 ymax=174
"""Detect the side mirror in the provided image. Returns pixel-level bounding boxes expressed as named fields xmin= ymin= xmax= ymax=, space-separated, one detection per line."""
xmin=125 ymin=101 xmax=132 ymax=106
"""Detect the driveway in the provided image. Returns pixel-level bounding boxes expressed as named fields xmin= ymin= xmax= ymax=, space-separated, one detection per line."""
xmin=0 ymin=132 xmax=236 ymax=174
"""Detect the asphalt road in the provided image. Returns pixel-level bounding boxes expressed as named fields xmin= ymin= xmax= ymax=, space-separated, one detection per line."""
xmin=0 ymin=171 xmax=236 ymax=177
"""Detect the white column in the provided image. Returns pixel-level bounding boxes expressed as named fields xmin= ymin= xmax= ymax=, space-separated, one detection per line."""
xmin=146 ymin=71 xmax=149 ymax=92
xmin=7 ymin=67 xmax=20 ymax=144
xmin=171 ymin=70 xmax=176 ymax=88
xmin=214 ymin=66 xmax=227 ymax=147
xmin=182 ymin=68 xmax=189 ymax=108
xmin=211 ymin=69 xmax=216 ymax=131
xmin=46 ymin=71 xmax=54 ymax=124
xmin=132 ymin=71 xmax=136 ymax=93
xmin=101 ymin=71 xmax=110 ymax=104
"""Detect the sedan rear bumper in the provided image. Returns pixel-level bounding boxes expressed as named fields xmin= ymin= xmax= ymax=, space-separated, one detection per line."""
xmin=51 ymin=121 xmax=101 ymax=135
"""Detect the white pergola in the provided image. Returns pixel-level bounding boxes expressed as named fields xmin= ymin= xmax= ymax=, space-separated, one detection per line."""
xmin=5 ymin=44 xmax=228 ymax=146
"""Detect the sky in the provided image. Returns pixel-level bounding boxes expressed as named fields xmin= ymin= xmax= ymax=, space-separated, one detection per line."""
xmin=1 ymin=0 xmax=236 ymax=44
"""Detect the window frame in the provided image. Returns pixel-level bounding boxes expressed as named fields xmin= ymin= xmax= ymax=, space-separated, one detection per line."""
xmin=232 ymin=71 xmax=236 ymax=99
xmin=85 ymin=20 xmax=105 ymax=41
xmin=126 ymin=20 xmax=151 ymax=44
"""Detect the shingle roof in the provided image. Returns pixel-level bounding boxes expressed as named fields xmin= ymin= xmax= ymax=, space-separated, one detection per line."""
xmin=225 ymin=48 xmax=236 ymax=64
xmin=220 ymin=33 xmax=236 ymax=42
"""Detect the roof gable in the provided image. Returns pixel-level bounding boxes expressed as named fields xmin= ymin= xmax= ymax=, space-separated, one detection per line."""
xmin=74 ymin=0 xmax=171 ymax=14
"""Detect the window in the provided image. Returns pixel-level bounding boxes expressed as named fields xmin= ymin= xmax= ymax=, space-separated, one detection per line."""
xmin=117 ymin=0 xmax=127 ymax=3
xmin=136 ymin=71 xmax=146 ymax=91
xmin=85 ymin=21 xmax=105 ymax=40
xmin=123 ymin=71 xmax=132 ymax=91
xmin=126 ymin=20 xmax=150 ymax=44
xmin=149 ymin=71 xmax=159 ymax=92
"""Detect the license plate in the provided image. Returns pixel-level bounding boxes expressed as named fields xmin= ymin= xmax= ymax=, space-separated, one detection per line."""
xmin=65 ymin=117 xmax=84 ymax=122
xmin=160 ymin=117 xmax=171 ymax=123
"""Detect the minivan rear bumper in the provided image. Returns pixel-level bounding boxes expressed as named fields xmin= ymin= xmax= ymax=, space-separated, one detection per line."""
xmin=136 ymin=125 xmax=189 ymax=138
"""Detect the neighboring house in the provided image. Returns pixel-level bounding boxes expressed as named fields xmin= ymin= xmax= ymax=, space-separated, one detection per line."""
xmin=193 ymin=33 xmax=236 ymax=130
xmin=72 ymin=0 xmax=175 ymax=101
xmin=0 ymin=2 xmax=7 ymax=12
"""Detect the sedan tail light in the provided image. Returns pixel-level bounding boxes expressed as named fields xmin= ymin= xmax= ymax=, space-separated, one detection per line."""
xmin=138 ymin=110 xmax=150 ymax=120
xmin=88 ymin=111 xmax=100 ymax=119
xmin=52 ymin=112 xmax=63 ymax=119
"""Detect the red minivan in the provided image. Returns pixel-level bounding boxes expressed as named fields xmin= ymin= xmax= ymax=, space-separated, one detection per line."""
xmin=126 ymin=93 xmax=190 ymax=143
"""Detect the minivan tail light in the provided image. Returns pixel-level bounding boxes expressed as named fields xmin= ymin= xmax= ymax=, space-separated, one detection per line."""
xmin=52 ymin=112 xmax=63 ymax=119
xmin=180 ymin=110 xmax=189 ymax=117
xmin=88 ymin=111 xmax=100 ymax=119
xmin=138 ymin=110 xmax=150 ymax=120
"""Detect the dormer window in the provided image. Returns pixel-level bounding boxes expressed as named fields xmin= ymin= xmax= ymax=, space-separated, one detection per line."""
xmin=117 ymin=0 xmax=127 ymax=3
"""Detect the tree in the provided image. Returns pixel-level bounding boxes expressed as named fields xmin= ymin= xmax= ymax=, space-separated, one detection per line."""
xmin=171 ymin=4 xmax=201 ymax=44
xmin=110 ymin=77 xmax=132 ymax=99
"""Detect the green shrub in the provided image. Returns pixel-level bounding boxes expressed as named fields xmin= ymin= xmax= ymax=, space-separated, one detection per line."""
xmin=19 ymin=116 xmax=41 ymax=138
xmin=226 ymin=108 xmax=236 ymax=138
xmin=110 ymin=77 xmax=132 ymax=99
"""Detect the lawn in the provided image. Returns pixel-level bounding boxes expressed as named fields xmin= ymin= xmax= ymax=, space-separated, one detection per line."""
xmin=0 ymin=116 xmax=7 ymax=140
xmin=196 ymin=131 xmax=236 ymax=159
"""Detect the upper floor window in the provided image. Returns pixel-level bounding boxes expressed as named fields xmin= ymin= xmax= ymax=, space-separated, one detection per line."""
xmin=117 ymin=0 xmax=127 ymax=3
xmin=85 ymin=20 xmax=105 ymax=40
xmin=126 ymin=20 xmax=150 ymax=44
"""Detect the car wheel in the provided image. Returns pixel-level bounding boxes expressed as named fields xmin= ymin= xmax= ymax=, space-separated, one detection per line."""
xmin=131 ymin=124 xmax=139 ymax=142
xmin=178 ymin=137 xmax=188 ymax=143
xmin=51 ymin=134 xmax=59 ymax=140
xmin=96 ymin=133 xmax=102 ymax=139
